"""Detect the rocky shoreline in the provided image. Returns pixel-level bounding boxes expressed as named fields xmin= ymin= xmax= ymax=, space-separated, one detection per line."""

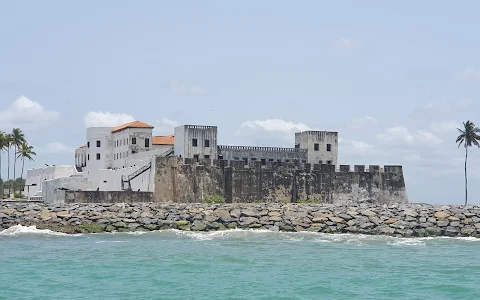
xmin=1 ymin=202 xmax=480 ymax=237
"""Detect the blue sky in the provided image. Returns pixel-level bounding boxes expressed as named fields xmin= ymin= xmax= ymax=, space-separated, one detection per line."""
xmin=1 ymin=1 xmax=480 ymax=204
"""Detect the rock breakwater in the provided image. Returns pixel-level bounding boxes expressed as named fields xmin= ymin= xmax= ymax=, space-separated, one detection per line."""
xmin=1 ymin=202 xmax=480 ymax=237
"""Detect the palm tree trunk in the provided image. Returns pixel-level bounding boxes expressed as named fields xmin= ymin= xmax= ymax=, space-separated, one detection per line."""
xmin=21 ymin=157 xmax=25 ymax=179
xmin=7 ymin=146 xmax=10 ymax=196
xmin=465 ymin=145 xmax=468 ymax=206
xmin=0 ymin=151 xmax=2 ymax=197
xmin=12 ymin=145 xmax=17 ymax=193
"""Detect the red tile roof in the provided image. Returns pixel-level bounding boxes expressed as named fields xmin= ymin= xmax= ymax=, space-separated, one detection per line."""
xmin=112 ymin=121 xmax=154 ymax=133
xmin=152 ymin=135 xmax=174 ymax=145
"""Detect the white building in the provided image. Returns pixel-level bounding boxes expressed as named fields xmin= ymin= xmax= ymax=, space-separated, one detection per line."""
xmin=24 ymin=120 xmax=175 ymax=201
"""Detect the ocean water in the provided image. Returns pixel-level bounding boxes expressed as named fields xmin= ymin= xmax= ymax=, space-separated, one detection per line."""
xmin=1 ymin=226 xmax=479 ymax=300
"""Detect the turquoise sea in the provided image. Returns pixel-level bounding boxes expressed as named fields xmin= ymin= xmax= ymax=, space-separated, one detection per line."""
xmin=1 ymin=225 xmax=479 ymax=300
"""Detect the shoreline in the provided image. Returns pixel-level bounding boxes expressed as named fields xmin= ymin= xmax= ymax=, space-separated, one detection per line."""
xmin=1 ymin=202 xmax=479 ymax=238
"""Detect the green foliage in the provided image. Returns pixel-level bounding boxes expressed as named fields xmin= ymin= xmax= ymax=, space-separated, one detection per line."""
xmin=14 ymin=192 xmax=24 ymax=199
xmin=203 ymin=195 xmax=226 ymax=204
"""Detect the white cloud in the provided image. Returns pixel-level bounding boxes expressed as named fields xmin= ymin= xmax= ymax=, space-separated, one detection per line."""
xmin=154 ymin=118 xmax=179 ymax=135
xmin=429 ymin=120 xmax=461 ymax=134
xmin=167 ymin=80 xmax=207 ymax=96
xmin=376 ymin=126 xmax=442 ymax=146
xmin=453 ymin=66 xmax=480 ymax=81
xmin=339 ymin=137 xmax=381 ymax=157
xmin=349 ymin=115 xmax=377 ymax=129
xmin=83 ymin=111 xmax=135 ymax=127
xmin=332 ymin=38 xmax=360 ymax=50
xmin=37 ymin=142 xmax=74 ymax=154
xmin=0 ymin=95 xmax=59 ymax=130
xmin=236 ymin=119 xmax=315 ymax=147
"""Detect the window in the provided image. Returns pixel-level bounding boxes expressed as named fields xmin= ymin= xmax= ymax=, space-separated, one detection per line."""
xmin=243 ymin=158 xmax=248 ymax=165
xmin=327 ymin=160 xmax=332 ymax=165
xmin=132 ymin=137 xmax=136 ymax=144
xmin=120 ymin=153 xmax=122 ymax=159
xmin=295 ymin=143 xmax=300 ymax=148
xmin=327 ymin=144 xmax=331 ymax=151
xmin=314 ymin=143 xmax=319 ymax=151
xmin=204 ymin=155 xmax=210 ymax=159
xmin=96 ymin=153 xmax=100 ymax=160
xmin=302 ymin=159 xmax=307 ymax=163
xmin=193 ymin=154 xmax=199 ymax=160
xmin=192 ymin=138 xmax=198 ymax=147
xmin=96 ymin=140 xmax=101 ymax=147
xmin=234 ymin=157 xmax=239 ymax=160
xmin=319 ymin=160 xmax=323 ymax=164
xmin=124 ymin=139 xmax=126 ymax=145
xmin=145 ymin=138 xmax=150 ymax=148
xmin=261 ymin=159 xmax=266 ymax=165
xmin=87 ymin=142 xmax=90 ymax=148
xmin=132 ymin=150 xmax=137 ymax=154
xmin=269 ymin=159 xmax=274 ymax=162
xmin=251 ymin=158 xmax=257 ymax=161
xmin=218 ymin=155 xmax=224 ymax=159
xmin=205 ymin=139 xmax=210 ymax=147
xmin=103 ymin=180 xmax=107 ymax=183
xmin=88 ymin=154 xmax=90 ymax=160
xmin=285 ymin=160 xmax=290 ymax=162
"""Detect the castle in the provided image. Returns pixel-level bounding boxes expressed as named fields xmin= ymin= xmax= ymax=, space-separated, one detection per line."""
xmin=24 ymin=120 xmax=408 ymax=204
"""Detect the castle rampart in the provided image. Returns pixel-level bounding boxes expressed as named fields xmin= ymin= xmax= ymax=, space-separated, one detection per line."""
xmin=153 ymin=156 xmax=408 ymax=205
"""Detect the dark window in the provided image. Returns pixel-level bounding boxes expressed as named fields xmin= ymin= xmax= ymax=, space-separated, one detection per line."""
xmin=132 ymin=150 xmax=137 ymax=154
xmin=205 ymin=139 xmax=210 ymax=147
xmin=277 ymin=159 xmax=282 ymax=162
xmin=285 ymin=160 xmax=290 ymax=162
xmin=319 ymin=160 xmax=323 ymax=164
xmin=103 ymin=180 xmax=107 ymax=183
xmin=251 ymin=158 xmax=257 ymax=161
xmin=192 ymin=138 xmax=198 ymax=147
xmin=96 ymin=153 xmax=100 ymax=160
xmin=204 ymin=155 xmax=210 ymax=159
xmin=234 ymin=157 xmax=239 ymax=160
xmin=327 ymin=144 xmax=331 ymax=151
xmin=87 ymin=142 xmax=90 ymax=148
xmin=132 ymin=137 xmax=136 ymax=144
xmin=295 ymin=143 xmax=300 ymax=148
xmin=88 ymin=154 xmax=90 ymax=160
xmin=243 ymin=158 xmax=248 ymax=165
xmin=145 ymin=138 xmax=150 ymax=147
xmin=261 ymin=159 xmax=266 ymax=165
xmin=96 ymin=140 xmax=101 ymax=147
xmin=327 ymin=160 xmax=332 ymax=165
xmin=193 ymin=154 xmax=199 ymax=160
xmin=302 ymin=159 xmax=307 ymax=163
xmin=269 ymin=159 xmax=274 ymax=162
xmin=218 ymin=155 xmax=224 ymax=159
xmin=314 ymin=143 xmax=319 ymax=151
xmin=124 ymin=139 xmax=126 ymax=145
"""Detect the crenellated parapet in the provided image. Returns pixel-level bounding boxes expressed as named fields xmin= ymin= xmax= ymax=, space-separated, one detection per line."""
xmin=181 ymin=157 xmax=403 ymax=174
xmin=154 ymin=156 xmax=408 ymax=205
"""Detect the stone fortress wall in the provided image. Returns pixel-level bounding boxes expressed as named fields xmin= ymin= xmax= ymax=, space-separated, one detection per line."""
xmin=154 ymin=156 xmax=408 ymax=205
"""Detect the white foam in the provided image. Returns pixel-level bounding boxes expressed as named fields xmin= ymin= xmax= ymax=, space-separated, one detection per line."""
xmin=0 ymin=224 xmax=70 ymax=237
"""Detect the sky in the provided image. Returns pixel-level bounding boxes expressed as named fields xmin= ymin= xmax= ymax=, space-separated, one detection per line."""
xmin=1 ymin=1 xmax=480 ymax=204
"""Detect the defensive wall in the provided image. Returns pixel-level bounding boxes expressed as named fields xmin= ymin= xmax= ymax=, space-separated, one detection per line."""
xmin=153 ymin=156 xmax=408 ymax=204
xmin=217 ymin=145 xmax=308 ymax=162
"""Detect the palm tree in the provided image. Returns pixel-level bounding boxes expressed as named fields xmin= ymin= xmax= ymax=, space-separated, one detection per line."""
xmin=0 ymin=131 xmax=7 ymax=197
xmin=5 ymin=133 xmax=12 ymax=195
xmin=456 ymin=120 xmax=480 ymax=206
xmin=11 ymin=128 xmax=25 ymax=193
xmin=16 ymin=142 xmax=36 ymax=180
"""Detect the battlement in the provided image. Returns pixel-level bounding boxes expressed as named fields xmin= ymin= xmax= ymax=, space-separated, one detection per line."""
xmin=184 ymin=125 xmax=217 ymax=130
xmin=164 ymin=157 xmax=402 ymax=174
xmin=218 ymin=145 xmax=308 ymax=153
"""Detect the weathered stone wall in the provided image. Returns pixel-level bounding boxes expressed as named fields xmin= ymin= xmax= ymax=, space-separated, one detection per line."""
xmin=153 ymin=157 xmax=408 ymax=204
xmin=64 ymin=191 xmax=153 ymax=204
xmin=1 ymin=202 xmax=479 ymax=238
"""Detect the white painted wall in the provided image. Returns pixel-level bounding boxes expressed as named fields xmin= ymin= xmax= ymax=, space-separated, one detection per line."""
xmin=85 ymin=127 xmax=114 ymax=172
xmin=112 ymin=127 xmax=153 ymax=169
xmin=75 ymin=147 xmax=87 ymax=168
xmin=23 ymin=165 xmax=79 ymax=198
xmin=42 ymin=177 xmax=92 ymax=204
